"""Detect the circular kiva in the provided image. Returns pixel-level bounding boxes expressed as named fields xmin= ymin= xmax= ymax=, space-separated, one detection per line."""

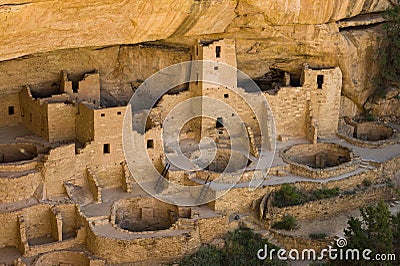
xmin=0 ymin=143 xmax=37 ymax=164
xmin=122 ymin=60 xmax=276 ymax=206
xmin=338 ymin=121 xmax=398 ymax=148
xmin=280 ymin=142 xmax=360 ymax=179
xmin=33 ymin=251 xmax=91 ymax=266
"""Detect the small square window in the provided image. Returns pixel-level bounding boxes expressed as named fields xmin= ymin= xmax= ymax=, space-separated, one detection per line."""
xmin=8 ymin=106 xmax=14 ymax=115
xmin=103 ymin=144 xmax=110 ymax=154
xmin=214 ymin=66 xmax=218 ymax=70
xmin=147 ymin=139 xmax=154 ymax=149
xmin=101 ymin=113 xmax=105 ymax=117
xmin=117 ymin=111 xmax=122 ymax=115
xmin=224 ymin=94 xmax=229 ymax=98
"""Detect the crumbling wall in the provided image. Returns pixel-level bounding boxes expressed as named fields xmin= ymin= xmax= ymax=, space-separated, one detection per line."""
xmin=76 ymin=103 xmax=95 ymax=145
xmin=0 ymin=211 xmax=19 ymax=248
xmin=78 ymin=73 xmax=101 ymax=105
xmin=24 ymin=205 xmax=53 ymax=241
xmin=43 ymin=144 xmax=77 ymax=197
xmin=19 ymin=87 xmax=49 ymax=141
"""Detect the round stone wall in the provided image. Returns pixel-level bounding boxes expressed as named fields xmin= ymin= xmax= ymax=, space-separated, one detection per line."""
xmin=0 ymin=143 xmax=37 ymax=163
xmin=113 ymin=198 xmax=179 ymax=232
xmin=33 ymin=251 xmax=91 ymax=266
xmin=338 ymin=121 xmax=398 ymax=148
xmin=281 ymin=143 xmax=359 ymax=179
xmin=355 ymin=122 xmax=394 ymax=141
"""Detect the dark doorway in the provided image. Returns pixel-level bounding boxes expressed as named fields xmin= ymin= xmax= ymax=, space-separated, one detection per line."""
xmin=216 ymin=117 xmax=223 ymax=128
xmin=103 ymin=144 xmax=110 ymax=154
xmin=215 ymin=46 xmax=221 ymax=58
xmin=317 ymin=75 xmax=324 ymax=89
xmin=8 ymin=106 xmax=14 ymax=115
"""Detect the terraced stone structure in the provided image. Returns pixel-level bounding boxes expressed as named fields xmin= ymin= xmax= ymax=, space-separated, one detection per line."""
xmin=0 ymin=31 xmax=399 ymax=265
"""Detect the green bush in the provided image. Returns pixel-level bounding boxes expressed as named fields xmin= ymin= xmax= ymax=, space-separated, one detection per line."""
xmin=272 ymin=215 xmax=297 ymax=231
xmin=179 ymin=245 xmax=222 ymax=266
xmin=387 ymin=178 xmax=394 ymax=188
xmin=273 ymin=184 xmax=307 ymax=207
xmin=364 ymin=113 xmax=376 ymax=122
xmin=362 ymin=179 xmax=372 ymax=187
xmin=176 ymin=228 xmax=287 ymax=266
xmin=312 ymin=187 xmax=340 ymax=200
xmin=309 ymin=233 xmax=327 ymax=239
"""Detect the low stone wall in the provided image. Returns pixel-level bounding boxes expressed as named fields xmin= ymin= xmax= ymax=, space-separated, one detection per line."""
xmin=86 ymin=228 xmax=199 ymax=264
xmin=382 ymin=154 xmax=400 ymax=177
xmin=338 ymin=120 xmax=399 ymax=148
xmin=0 ymin=143 xmax=38 ymax=163
xmin=195 ymin=169 xmax=265 ymax=184
xmin=0 ymin=170 xmax=41 ymax=203
xmin=33 ymin=251 xmax=98 ymax=266
xmin=281 ymin=142 xmax=360 ymax=179
xmin=271 ymin=229 xmax=333 ymax=253
xmin=0 ymin=159 xmax=38 ymax=172
xmin=86 ymin=167 xmax=102 ymax=202
xmin=86 ymin=206 xmax=228 ymax=264
xmin=25 ymin=227 xmax=86 ymax=257
xmin=212 ymin=166 xmax=383 ymax=214
xmin=287 ymin=162 xmax=359 ymax=179
xmin=337 ymin=132 xmax=400 ymax=148
xmin=197 ymin=215 xmax=229 ymax=243
xmin=267 ymin=187 xmax=395 ymax=222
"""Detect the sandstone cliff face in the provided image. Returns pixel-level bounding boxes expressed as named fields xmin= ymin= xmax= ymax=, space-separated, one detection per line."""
xmin=0 ymin=0 xmax=391 ymax=61
xmin=0 ymin=0 xmax=395 ymax=115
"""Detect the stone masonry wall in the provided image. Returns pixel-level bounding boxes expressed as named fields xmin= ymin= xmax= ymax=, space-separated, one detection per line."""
xmin=47 ymin=103 xmax=78 ymax=143
xmin=19 ymin=87 xmax=49 ymax=141
xmin=0 ymin=91 xmax=21 ymax=127
xmin=0 ymin=171 xmax=41 ymax=203
xmin=267 ymin=187 xmax=395 ymax=224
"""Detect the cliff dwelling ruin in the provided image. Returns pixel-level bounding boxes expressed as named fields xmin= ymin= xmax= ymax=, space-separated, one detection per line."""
xmin=0 ymin=1 xmax=400 ymax=264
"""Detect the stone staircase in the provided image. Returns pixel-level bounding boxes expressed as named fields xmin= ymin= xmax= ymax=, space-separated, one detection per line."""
xmin=359 ymin=159 xmax=377 ymax=170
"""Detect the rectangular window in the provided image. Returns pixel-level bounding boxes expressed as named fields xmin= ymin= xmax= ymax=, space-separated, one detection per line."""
xmin=103 ymin=144 xmax=110 ymax=154
xmin=8 ymin=106 xmax=14 ymax=115
xmin=215 ymin=46 xmax=221 ymax=58
xmin=224 ymin=94 xmax=229 ymax=98
xmin=117 ymin=111 xmax=122 ymax=115
xmin=214 ymin=66 xmax=219 ymax=70
xmin=147 ymin=139 xmax=154 ymax=149
xmin=101 ymin=113 xmax=105 ymax=117
xmin=317 ymin=75 xmax=324 ymax=89
xmin=216 ymin=117 xmax=223 ymax=128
